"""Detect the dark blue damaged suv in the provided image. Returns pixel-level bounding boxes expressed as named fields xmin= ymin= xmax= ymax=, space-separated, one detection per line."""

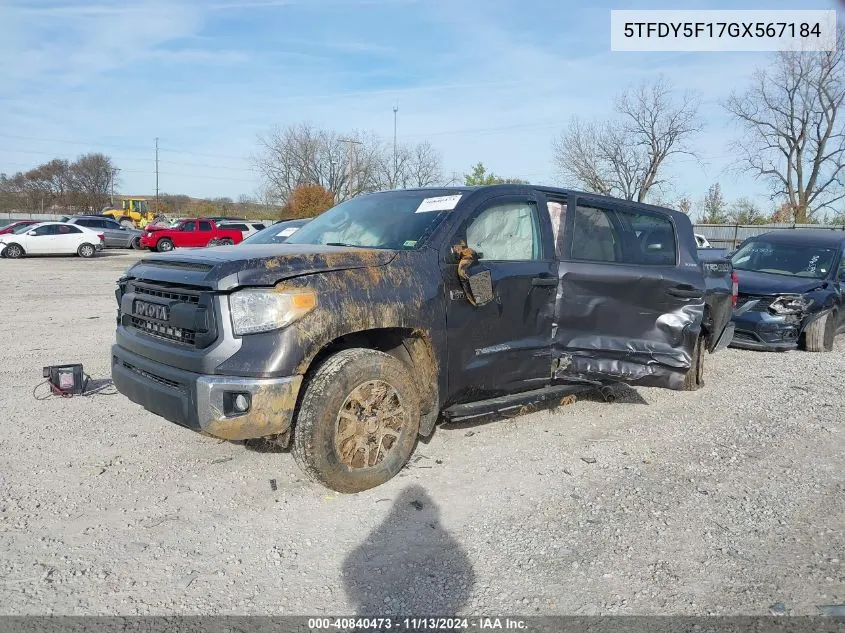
xmin=730 ymin=229 xmax=845 ymax=352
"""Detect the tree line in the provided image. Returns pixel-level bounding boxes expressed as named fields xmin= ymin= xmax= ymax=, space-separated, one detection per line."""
xmin=0 ymin=153 xmax=118 ymax=213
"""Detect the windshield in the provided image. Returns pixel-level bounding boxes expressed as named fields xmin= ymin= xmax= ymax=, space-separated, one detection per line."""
xmin=731 ymin=240 xmax=836 ymax=279
xmin=241 ymin=221 xmax=309 ymax=245
xmin=12 ymin=223 xmax=37 ymax=234
xmin=285 ymin=190 xmax=465 ymax=250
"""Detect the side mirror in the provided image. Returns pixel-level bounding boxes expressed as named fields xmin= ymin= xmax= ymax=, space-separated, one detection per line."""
xmin=467 ymin=269 xmax=494 ymax=306
xmin=27 ymin=230 xmax=36 ymax=236
xmin=839 ymin=268 xmax=845 ymax=282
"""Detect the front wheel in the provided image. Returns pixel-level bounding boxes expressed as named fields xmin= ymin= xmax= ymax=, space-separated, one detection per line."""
xmin=218 ymin=238 xmax=234 ymax=246
xmin=682 ymin=335 xmax=705 ymax=391
xmin=2 ymin=243 xmax=24 ymax=258
xmin=292 ymin=348 xmax=420 ymax=493
xmin=156 ymin=238 xmax=174 ymax=253
xmin=802 ymin=311 xmax=836 ymax=352
xmin=130 ymin=236 xmax=141 ymax=250
xmin=77 ymin=243 xmax=96 ymax=258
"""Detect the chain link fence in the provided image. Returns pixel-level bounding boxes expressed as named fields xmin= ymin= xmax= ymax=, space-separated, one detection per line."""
xmin=694 ymin=223 xmax=845 ymax=250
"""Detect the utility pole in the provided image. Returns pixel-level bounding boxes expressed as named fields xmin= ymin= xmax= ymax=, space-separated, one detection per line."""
xmin=110 ymin=168 xmax=120 ymax=206
xmin=155 ymin=137 xmax=160 ymax=214
xmin=393 ymin=106 xmax=398 ymax=188
xmin=339 ymin=137 xmax=363 ymax=199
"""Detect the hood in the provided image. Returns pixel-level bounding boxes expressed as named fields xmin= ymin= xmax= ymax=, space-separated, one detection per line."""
xmin=125 ymin=243 xmax=397 ymax=291
xmin=735 ymin=269 xmax=828 ymax=296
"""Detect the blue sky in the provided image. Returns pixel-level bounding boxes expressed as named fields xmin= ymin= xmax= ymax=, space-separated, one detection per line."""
xmin=0 ymin=0 xmax=839 ymax=212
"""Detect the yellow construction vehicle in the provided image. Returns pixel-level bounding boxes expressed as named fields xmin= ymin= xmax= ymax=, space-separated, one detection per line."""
xmin=102 ymin=198 xmax=155 ymax=227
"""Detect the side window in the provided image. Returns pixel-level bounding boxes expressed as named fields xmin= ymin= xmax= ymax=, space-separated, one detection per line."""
xmin=75 ymin=219 xmax=92 ymax=228
xmin=32 ymin=225 xmax=57 ymax=236
xmin=253 ymin=223 xmax=266 ymax=230
xmin=180 ymin=222 xmax=196 ymax=232
xmin=572 ymin=205 xmax=620 ymax=263
xmin=465 ymin=201 xmax=540 ymax=261
xmin=627 ymin=212 xmax=676 ymax=266
xmin=546 ymin=200 xmax=567 ymax=257
xmin=198 ymin=221 xmax=212 ymax=232
xmin=58 ymin=225 xmax=81 ymax=234
xmin=105 ymin=220 xmax=121 ymax=229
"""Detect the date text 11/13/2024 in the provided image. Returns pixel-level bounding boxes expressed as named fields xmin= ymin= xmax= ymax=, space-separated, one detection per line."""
xmin=307 ymin=617 xmax=528 ymax=630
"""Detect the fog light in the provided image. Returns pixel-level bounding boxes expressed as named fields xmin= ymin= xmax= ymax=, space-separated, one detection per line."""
xmin=223 ymin=391 xmax=252 ymax=416
xmin=234 ymin=393 xmax=250 ymax=412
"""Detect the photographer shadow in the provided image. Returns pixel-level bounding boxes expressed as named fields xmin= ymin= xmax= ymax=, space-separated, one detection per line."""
xmin=342 ymin=484 xmax=475 ymax=617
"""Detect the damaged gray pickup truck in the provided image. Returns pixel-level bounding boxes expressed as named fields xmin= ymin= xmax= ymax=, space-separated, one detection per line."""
xmin=111 ymin=185 xmax=736 ymax=492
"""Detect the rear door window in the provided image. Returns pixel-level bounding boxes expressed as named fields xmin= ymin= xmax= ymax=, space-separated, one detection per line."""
xmin=198 ymin=221 xmax=212 ymax=232
xmin=572 ymin=205 xmax=620 ymax=263
xmin=623 ymin=211 xmax=677 ymax=266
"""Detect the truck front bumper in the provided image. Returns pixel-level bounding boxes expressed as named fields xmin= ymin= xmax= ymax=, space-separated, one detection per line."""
xmin=111 ymin=344 xmax=302 ymax=440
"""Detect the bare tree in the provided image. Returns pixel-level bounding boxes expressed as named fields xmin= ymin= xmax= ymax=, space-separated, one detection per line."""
xmin=70 ymin=153 xmax=116 ymax=212
xmin=396 ymin=141 xmax=443 ymax=188
xmin=553 ymin=77 xmax=702 ymax=202
xmin=253 ymin=123 xmax=384 ymax=203
xmin=724 ymin=35 xmax=845 ymax=222
xmin=254 ymin=124 xmax=446 ymax=202
xmin=699 ymin=182 xmax=729 ymax=224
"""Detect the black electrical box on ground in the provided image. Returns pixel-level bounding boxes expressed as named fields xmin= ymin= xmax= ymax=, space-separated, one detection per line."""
xmin=43 ymin=364 xmax=85 ymax=395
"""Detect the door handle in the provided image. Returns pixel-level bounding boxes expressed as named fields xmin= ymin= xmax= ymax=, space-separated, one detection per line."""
xmin=532 ymin=276 xmax=557 ymax=287
xmin=666 ymin=285 xmax=702 ymax=298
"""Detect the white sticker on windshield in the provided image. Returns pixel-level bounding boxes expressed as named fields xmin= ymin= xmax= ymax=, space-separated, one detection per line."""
xmin=276 ymin=227 xmax=299 ymax=237
xmin=415 ymin=194 xmax=462 ymax=213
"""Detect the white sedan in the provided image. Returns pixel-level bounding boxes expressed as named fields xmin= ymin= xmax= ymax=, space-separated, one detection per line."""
xmin=0 ymin=222 xmax=105 ymax=259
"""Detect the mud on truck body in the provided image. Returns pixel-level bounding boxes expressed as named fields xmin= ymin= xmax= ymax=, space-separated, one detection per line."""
xmin=111 ymin=185 xmax=735 ymax=492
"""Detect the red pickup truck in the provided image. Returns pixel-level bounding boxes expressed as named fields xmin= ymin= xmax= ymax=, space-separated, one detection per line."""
xmin=139 ymin=218 xmax=243 ymax=252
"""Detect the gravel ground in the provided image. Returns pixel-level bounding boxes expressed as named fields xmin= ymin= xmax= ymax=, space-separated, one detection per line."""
xmin=0 ymin=250 xmax=843 ymax=616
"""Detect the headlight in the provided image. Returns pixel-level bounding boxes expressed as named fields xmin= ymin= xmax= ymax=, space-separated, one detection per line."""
xmin=769 ymin=295 xmax=812 ymax=315
xmin=229 ymin=287 xmax=317 ymax=335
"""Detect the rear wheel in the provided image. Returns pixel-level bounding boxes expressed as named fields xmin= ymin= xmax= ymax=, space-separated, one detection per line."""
xmin=77 ymin=243 xmax=96 ymax=258
xmin=156 ymin=238 xmax=174 ymax=253
xmin=130 ymin=236 xmax=141 ymax=250
xmin=802 ymin=311 xmax=836 ymax=352
xmin=218 ymin=238 xmax=234 ymax=246
xmin=2 ymin=243 xmax=24 ymax=259
xmin=682 ymin=335 xmax=706 ymax=391
xmin=293 ymin=348 xmax=420 ymax=493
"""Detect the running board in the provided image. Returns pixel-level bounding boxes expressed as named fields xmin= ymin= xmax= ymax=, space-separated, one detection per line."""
xmin=441 ymin=384 xmax=589 ymax=423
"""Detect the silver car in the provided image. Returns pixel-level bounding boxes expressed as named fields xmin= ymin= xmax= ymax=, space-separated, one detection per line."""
xmin=65 ymin=216 xmax=143 ymax=249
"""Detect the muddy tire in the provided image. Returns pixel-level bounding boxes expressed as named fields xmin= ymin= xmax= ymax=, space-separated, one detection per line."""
xmin=802 ymin=311 xmax=836 ymax=352
xmin=292 ymin=348 xmax=420 ymax=493
xmin=2 ymin=243 xmax=24 ymax=259
xmin=156 ymin=238 xmax=174 ymax=253
xmin=682 ymin=335 xmax=705 ymax=391
xmin=77 ymin=243 xmax=96 ymax=258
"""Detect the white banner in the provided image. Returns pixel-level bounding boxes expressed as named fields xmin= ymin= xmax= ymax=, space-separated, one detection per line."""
xmin=610 ymin=10 xmax=837 ymax=52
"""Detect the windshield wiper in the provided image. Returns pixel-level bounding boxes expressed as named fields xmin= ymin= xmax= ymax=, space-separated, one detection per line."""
xmin=325 ymin=242 xmax=358 ymax=247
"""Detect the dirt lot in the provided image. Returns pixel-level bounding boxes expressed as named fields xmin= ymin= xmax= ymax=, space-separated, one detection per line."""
xmin=0 ymin=250 xmax=843 ymax=616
